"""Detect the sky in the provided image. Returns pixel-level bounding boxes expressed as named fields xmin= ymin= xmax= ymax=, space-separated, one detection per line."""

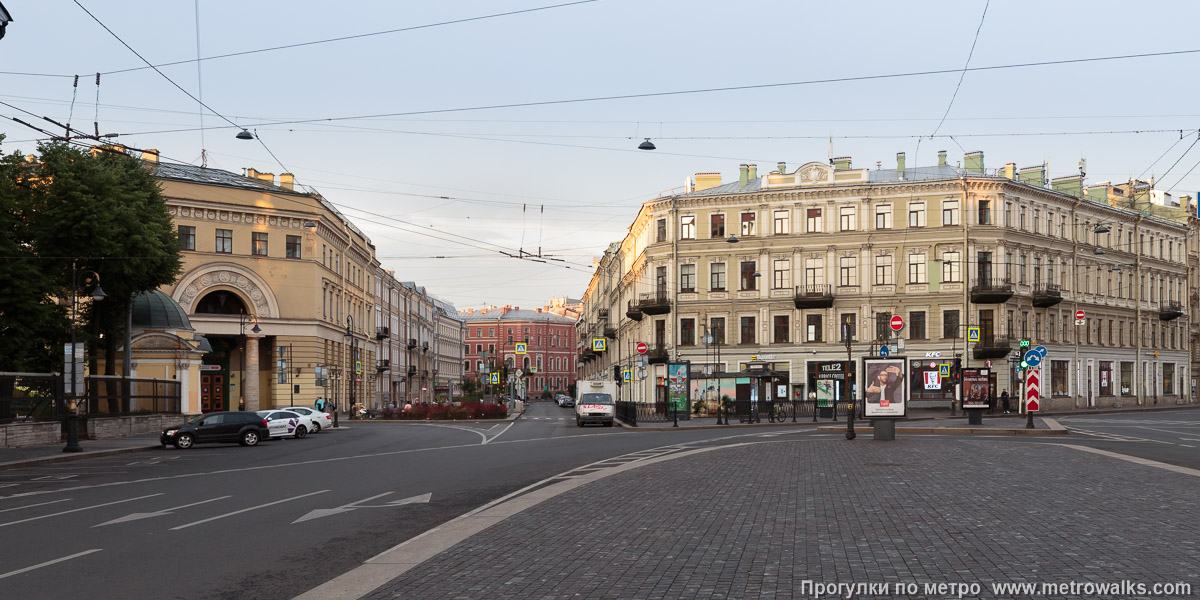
xmin=4 ymin=1 xmax=1200 ymax=310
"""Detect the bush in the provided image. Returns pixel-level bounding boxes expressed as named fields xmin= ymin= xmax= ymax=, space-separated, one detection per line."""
xmin=380 ymin=401 xmax=507 ymax=420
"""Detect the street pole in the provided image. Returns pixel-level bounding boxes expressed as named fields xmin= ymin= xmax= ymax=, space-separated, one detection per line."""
xmin=845 ymin=315 xmax=856 ymax=440
xmin=64 ymin=262 xmax=82 ymax=453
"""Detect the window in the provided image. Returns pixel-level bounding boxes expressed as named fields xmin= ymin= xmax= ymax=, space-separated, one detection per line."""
xmin=215 ymin=229 xmax=233 ymax=253
xmin=476 ymin=344 xmax=483 ymax=353
xmin=488 ymin=328 xmax=494 ymax=336
xmin=680 ymin=318 xmax=695 ymax=346
xmin=908 ymin=202 xmax=925 ymax=227
xmin=1120 ymin=361 xmax=1134 ymax=395
xmin=942 ymin=200 xmax=959 ymax=226
xmin=1032 ymin=208 xmax=1040 ymax=234
xmin=804 ymin=258 xmax=824 ymax=286
xmin=1050 ymin=360 xmax=1070 ymax=397
xmin=838 ymin=256 xmax=857 ymax=287
xmin=710 ymin=263 xmax=726 ymax=291
xmin=740 ymin=261 xmax=757 ymax=290
xmin=806 ymin=208 xmax=824 ymax=233
xmin=710 ymin=317 xmax=725 ymax=344
xmin=874 ymin=255 xmax=893 ymax=285
xmin=286 ymin=235 xmax=301 ymax=258
xmin=910 ymin=311 xmax=926 ymax=339
xmin=773 ymin=315 xmax=789 ymax=343
xmin=710 ymin=213 xmax=725 ymax=238
xmin=1018 ymin=206 xmax=1026 ymax=230
xmin=740 ymin=316 xmax=756 ymax=345
xmin=680 ymin=215 xmax=695 ymax=239
xmin=1018 ymin=254 xmax=1027 ymax=285
xmin=908 ymin=253 xmax=926 ymax=284
xmin=680 ymin=264 xmax=696 ymax=293
xmin=251 ymin=232 xmax=268 ymax=256
xmin=978 ymin=200 xmax=991 ymax=225
xmin=656 ymin=218 xmax=667 ymax=242
xmin=772 ymin=259 xmax=789 ymax=289
xmin=773 ymin=210 xmax=789 ymax=235
xmin=806 ymin=314 xmax=823 ymax=342
xmin=1164 ymin=363 xmax=1176 ymax=395
xmin=941 ymin=252 xmax=960 ymax=283
xmin=875 ymin=205 xmax=892 ymax=229
xmin=840 ymin=313 xmax=857 ymax=342
xmin=839 ymin=206 xmax=856 ymax=231
xmin=943 ymin=309 xmax=959 ymax=339
xmin=1004 ymin=202 xmax=1012 ymax=227
xmin=740 ymin=212 xmax=755 ymax=236
xmin=178 ymin=225 xmax=196 ymax=250
xmin=875 ymin=312 xmax=893 ymax=341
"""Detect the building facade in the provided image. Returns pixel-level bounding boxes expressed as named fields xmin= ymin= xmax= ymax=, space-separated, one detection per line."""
xmin=460 ymin=306 xmax=577 ymax=398
xmin=577 ymin=151 xmax=1194 ymax=412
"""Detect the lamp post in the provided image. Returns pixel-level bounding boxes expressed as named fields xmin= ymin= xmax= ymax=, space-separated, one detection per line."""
xmin=844 ymin=315 xmax=856 ymax=440
xmin=64 ymin=260 xmax=106 ymax=452
xmin=344 ymin=316 xmax=357 ymax=421
xmin=238 ymin=312 xmax=261 ymax=412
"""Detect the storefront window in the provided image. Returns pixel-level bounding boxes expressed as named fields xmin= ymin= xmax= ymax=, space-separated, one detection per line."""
xmin=807 ymin=361 xmax=855 ymax=406
xmin=909 ymin=360 xmax=954 ymax=399
xmin=1120 ymin=361 xmax=1134 ymax=395
xmin=1098 ymin=361 xmax=1113 ymax=396
xmin=1050 ymin=360 xmax=1069 ymax=397
xmin=1164 ymin=363 xmax=1175 ymax=395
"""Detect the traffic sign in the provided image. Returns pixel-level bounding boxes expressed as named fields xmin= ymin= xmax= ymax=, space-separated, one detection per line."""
xmin=879 ymin=345 xmax=890 ymax=357
xmin=1023 ymin=349 xmax=1043 ymax=367
xmin=622 ymin=369 xmax=632 ymax=382
xmin=1033 ymin=345 xmax=1048 ymax=358
xmin=967 ymin=326 xmax=980 ymax=342
xmin=515 ymin=369 xmax=524 ymax=378
xmin=592 ymin=338 xmax=606 ymax=352
xmin=530 ymin=366 xmax=538 ymax=373
xmin=984 ymin=360 xmax=993 ymax=368
xmin=1075 ymin=309 xmax=1086 ymax=320
xmin=889 ymin=315 xmax=904 ymax=332
xmin=1025 ymin=367 xmax=1041 ymax=412
xmin=636 ymin=342 xmax=648 ymax=354
xmin=514 ymin=343 xmax=527 ymax=355
xmin=490 ymin=373 xmax=499 ymax=384
xmin=939 ymin=364 xmax=950 ymax=378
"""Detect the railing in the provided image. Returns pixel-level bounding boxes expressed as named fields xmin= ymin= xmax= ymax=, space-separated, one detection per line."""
xmin=1033 ymin=283 xmax=1061 ymax=296
xmin=376 ymin=359 xmax=390 ymax=371
xmin=635 ymin=291 xmax=669 ymax=308
xmin=407 ymin=338 xmax=418 ymax=349
xmin=84 ymin=375 xmax=181 ymax=416
xmin=615 ymin=399 xmax=864 ymax=426
xmin=794 ymin=283 xmax=832 ymax=297
xmin=0 ymin=372 xmax=63 ymax=424
xmin=970 ymin=278 xmax=1014 ymax=293
xmin=407 ymin=366 xmax=418 ymax=376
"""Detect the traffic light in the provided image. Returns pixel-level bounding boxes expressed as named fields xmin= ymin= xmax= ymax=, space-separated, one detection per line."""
xmin=953 ymin=357 xmax=963 ymax=384
xmin=1019 ymin=360 xmax=1029 ymax=370
xmin=1019 ymin=338 xmax=1031 ymax=349
xmin=613 ymin=365 xmax=622 ymax=386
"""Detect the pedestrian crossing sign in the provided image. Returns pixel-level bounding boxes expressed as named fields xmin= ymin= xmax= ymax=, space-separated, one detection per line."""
xmin=593 ymin=338 xmax=606 ymax=352
xmin=490 ymin=373 xmax=499 ymax=384
xmin=531 ymin=366 xmax=538 ymax=373
xmin=967 ymin=326 xmax=980 ymax=342
xmin=515 ymin=343 xmax=527 ymax=355
xmin=622 ymin=369 xmax=632 ymax=382
xmin=939 ymin=364 xmax=950 ymax=378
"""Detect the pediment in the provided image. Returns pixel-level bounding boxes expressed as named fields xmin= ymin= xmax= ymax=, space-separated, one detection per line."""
xmin=796 ymin=162 xmax=834 ymax=185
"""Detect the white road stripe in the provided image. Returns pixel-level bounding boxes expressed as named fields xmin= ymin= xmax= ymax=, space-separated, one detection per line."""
xmin=484 ymin=423 xmax=513 ymax=444
xmin=170 ymin=490 xmax=329 ymax=531
xmin=0 ymin=549 xmax=102 ymax=580
xmin=0 ymin=498 xmax=72 ymax=513
xmin=0 ymin=494 xmax=162 ymax=528
xmin=1058 ymin=444 xmax=1200 ymax=478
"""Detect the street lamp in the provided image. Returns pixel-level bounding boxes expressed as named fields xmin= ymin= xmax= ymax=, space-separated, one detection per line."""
xmin=63 ymin=260 xmax=105 ymax=452
xmin=238 ymin=312 xmax=260 ymax=411
xmin=343 ymin=316 xmax=357 ymax=422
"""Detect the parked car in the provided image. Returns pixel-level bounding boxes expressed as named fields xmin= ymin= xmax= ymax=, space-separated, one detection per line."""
xmin=161 ymin=411 xmax=269 ymax=449
xmin=280 ymin=406 xmax=333 ymax=432
xmin=257 ymin=410 xmax=311 ymax=439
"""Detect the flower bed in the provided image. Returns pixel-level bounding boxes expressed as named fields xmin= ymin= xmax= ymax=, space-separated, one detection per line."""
xmin=381 ymin=402 xmax=508 ymax=420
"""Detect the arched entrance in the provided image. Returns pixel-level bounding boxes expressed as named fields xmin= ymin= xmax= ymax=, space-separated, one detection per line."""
xmin=193 ymin=291 xmax=253 ymax=412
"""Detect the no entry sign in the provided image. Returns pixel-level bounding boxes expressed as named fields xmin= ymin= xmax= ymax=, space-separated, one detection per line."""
xmin=636 ymin=342 xmax=648 ymax=354
xmin=1075 ymin=309 xmax=1086 ymax=320
xmin=890 ymin=315 xmax=904 ymax=332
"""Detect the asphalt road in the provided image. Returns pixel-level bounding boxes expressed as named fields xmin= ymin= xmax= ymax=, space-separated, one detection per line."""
xmin=0 ymin=403 xmax=1196 ymax=600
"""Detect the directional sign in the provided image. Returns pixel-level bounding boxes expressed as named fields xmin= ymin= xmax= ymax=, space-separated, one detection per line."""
xmin=592 ymin=338 xmax=606 ymax=352
xmin=1025 ymin=367 xmax=1041 ymax=412
xmin=95 ymin=496 xmax=230 ymax=527
xmin=879 ymin=345 xmax=890 ymax=357
xmin=490 ymin=373 xmax=499 ymax=384
xmin=967 ymin=326 xmax=980 ymax=342
xmin=514 ymin=343 xmax=527 ymax=355
xmin=636 ymin=342 xmax=648 ymax=354
xmin=1023 ymin=349 xmax=1043 ymax=368
xmin=1075 ymin=309 xmax=1086 ymax=320
xmin=1033 ymin=345 xmax=1048 ymax=358
xmin=889 ymin=315 xmax=905 ymax=332
xmin=293 ymin=492 xmax=432 ymax=524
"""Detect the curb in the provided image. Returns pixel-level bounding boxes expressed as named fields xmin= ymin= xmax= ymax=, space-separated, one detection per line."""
xmin=0 ymin=444 xmax=159 ymax=470
xmin=815 ymin=425 xmax=1067 ymax=436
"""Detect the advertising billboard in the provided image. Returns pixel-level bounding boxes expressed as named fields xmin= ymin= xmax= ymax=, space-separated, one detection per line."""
xmin=863 ymin=357 xmax=906 ymax=418
xmin=961 ymin=368 xmax=990 ymax=409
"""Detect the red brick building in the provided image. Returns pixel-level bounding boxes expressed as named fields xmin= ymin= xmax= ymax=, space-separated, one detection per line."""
xmin=459 ymin=305 xmax=578 ymax=396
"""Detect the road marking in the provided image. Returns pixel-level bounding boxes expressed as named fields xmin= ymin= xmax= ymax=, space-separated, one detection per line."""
xmin=293 ymin=492 xmax=431 ymax=524
xmin=170 ymin=490 xmax=329 ymax=531
xmin=0 ymin=498 xmax=72 ymax=514
xmin=32 ymin=475 xmax=77 ymax=481
xmin=0 ymin=493 xmax=162 ymax=528
xmin=484 ymin=423 xmax=513 ymax=444
xmin=1058 ymin=444 xmax=1200 ymax=478
xmin=0 ymin=549 xmax=103 ymax=580
xmin=94 ymin=495 xmax=232 ymax=527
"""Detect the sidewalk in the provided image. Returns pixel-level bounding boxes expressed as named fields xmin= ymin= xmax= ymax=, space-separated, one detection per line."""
xmin=0 ymin=432 xmax=160 ymax=469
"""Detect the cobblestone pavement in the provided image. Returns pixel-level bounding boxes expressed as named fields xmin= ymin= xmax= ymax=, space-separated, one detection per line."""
xmin=363 ymin=437 xmax=1200 ymax=599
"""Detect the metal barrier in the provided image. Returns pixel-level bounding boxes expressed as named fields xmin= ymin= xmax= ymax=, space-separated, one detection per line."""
xmin=614 ymin=399 xmax=863 ymax=427
xmin=615 ymin=401 xmax=678 ymax=426
xmin=0 ymin=372 xmax=64 ymax=424
xmin=86 ymin=376 xmax=181 ymax=415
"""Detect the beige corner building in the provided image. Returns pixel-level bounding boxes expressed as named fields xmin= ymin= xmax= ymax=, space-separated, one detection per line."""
xmin=578 ymin=151 xmax=1195 ymax=413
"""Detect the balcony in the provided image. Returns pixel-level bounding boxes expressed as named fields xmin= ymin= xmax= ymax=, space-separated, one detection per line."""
xmin=422 ymin=341 xmax=430 ymax=353
xmin=421 ymin=370 xmax=429 ymax=378
xmin=972 ymin=335 xmax=1015 ymax=360
xmin=969 ymin=278 xmax=1014 ymax=304
xmin=626 ymin=301 xmax=643 ymax=321
xmin=634 ymin=291 xmax=671 ymax=316
xmin=604 ymin=326 xmax=617 ymax=339
xmin=793 ymin=284 xmax=834 ymax=309
xmin=598 ymin=308 xmax=610 ymax=320
xmin=646 ymin=344 xmax=669 ymax=365
xmin=376 ymin=359 xmax=390 ymax=371
xmin=407 ymin=338 xmax=417 ymax=349
xmin=375 ymin=326 xmax=389 ymax=340
xmin=1159 ymin=301 xmax=1184 ymax=321
xmin=1032 ymin=283 xmax=1063 ymax=308
xmin=406 ymin=365 xmax=417 ymax=377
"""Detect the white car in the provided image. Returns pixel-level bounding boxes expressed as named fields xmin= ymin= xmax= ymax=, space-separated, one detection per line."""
xmin=256 ymin=410 xmax=311 ymax=439
xmin=280 ymin=406 xmax=333 ymax=433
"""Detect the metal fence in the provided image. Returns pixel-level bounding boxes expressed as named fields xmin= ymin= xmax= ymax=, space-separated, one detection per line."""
xmin=615 ymin=399 xmax=864 ymax=427
xmin=0 ymin=372 xmax=180 ymax=424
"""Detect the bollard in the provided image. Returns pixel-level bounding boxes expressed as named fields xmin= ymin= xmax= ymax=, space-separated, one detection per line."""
xmin=872 ymin=419 xmax=896 ymax=441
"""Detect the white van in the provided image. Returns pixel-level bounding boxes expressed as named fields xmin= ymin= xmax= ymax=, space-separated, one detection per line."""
xmin=575 ymin=379 xmax=617 ymax=427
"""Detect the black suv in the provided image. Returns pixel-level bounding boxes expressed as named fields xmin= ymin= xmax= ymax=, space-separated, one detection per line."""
xmin=161 ymin=411 xmax=270 ymax=449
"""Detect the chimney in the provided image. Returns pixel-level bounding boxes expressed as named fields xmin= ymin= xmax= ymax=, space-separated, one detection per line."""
xmin=501 ymin=306 xmax=510 ymax=315
xmin=279 ymin=173 xmax=294 ymax=191
xmin=738 ymin=164 xmax=749 ymax=186
xmin=937 ymin=150 xmax=948 ymax=167
xmin=514 ymin=306 xmax=520 ymax=311
xmin=747 ymin=164 xmax=758 ymax=180
xmin=536 ymin=308 xmax=542 ymax=313
xmin=896 ymin=152 xmax=905 ymax=177
xmin=832 ymin=156 xmax=852 ymax=170
xmin=247 ymin=167 xmax=259 ymax=180
xmin=1003 ymin=162 xmax=1016 ymax=180
xmin=964 ymin=151 xmax=984 ymax=174
xmin=1018 ymin=165 xmax=1046 ymax=187
xmin=694 ymin=172 xmax=722 ymax=191
xmin=776 ymin=161 xmax=787 ymax=174
xmin=142 ymin=149 xmax=159 ymax=163
xmin=256 ymin=171 xmax=275 ymax=185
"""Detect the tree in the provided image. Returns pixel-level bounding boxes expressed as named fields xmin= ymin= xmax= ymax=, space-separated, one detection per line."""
xmin=0 ymin=141 xmax=182 ymax=411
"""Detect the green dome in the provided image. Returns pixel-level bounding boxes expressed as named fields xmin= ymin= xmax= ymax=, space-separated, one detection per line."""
xmin=132 ymin=290 xmax=193 ymax=330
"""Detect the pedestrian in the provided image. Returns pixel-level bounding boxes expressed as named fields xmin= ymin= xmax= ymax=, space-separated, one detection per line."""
xmin=237 ymin=397 xmax=245 ymax=411
xmin=1000 ymin=390 xmax=1011 ymax=414
xmin=315 ymin=396 xmax=326 ymax=411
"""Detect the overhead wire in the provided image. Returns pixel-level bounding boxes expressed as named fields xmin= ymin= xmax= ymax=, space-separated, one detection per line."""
xmin=929 ymin=0 xmax=989 ymax=138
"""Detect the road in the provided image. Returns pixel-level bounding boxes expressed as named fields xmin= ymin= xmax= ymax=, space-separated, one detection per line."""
xmin=0 ymin=404 xmax=1196 ymax=599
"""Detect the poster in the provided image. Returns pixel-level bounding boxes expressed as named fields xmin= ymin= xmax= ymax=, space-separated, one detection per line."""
xmin=667 ymin=363 xmax=689 ymax=413
xmin=923 ymin=371 xmax=940 ymax=390
xmin=961 ymin=368 xmax=990 ymax=409
xmin=863 ymin=358 xmax=906 ymax=418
